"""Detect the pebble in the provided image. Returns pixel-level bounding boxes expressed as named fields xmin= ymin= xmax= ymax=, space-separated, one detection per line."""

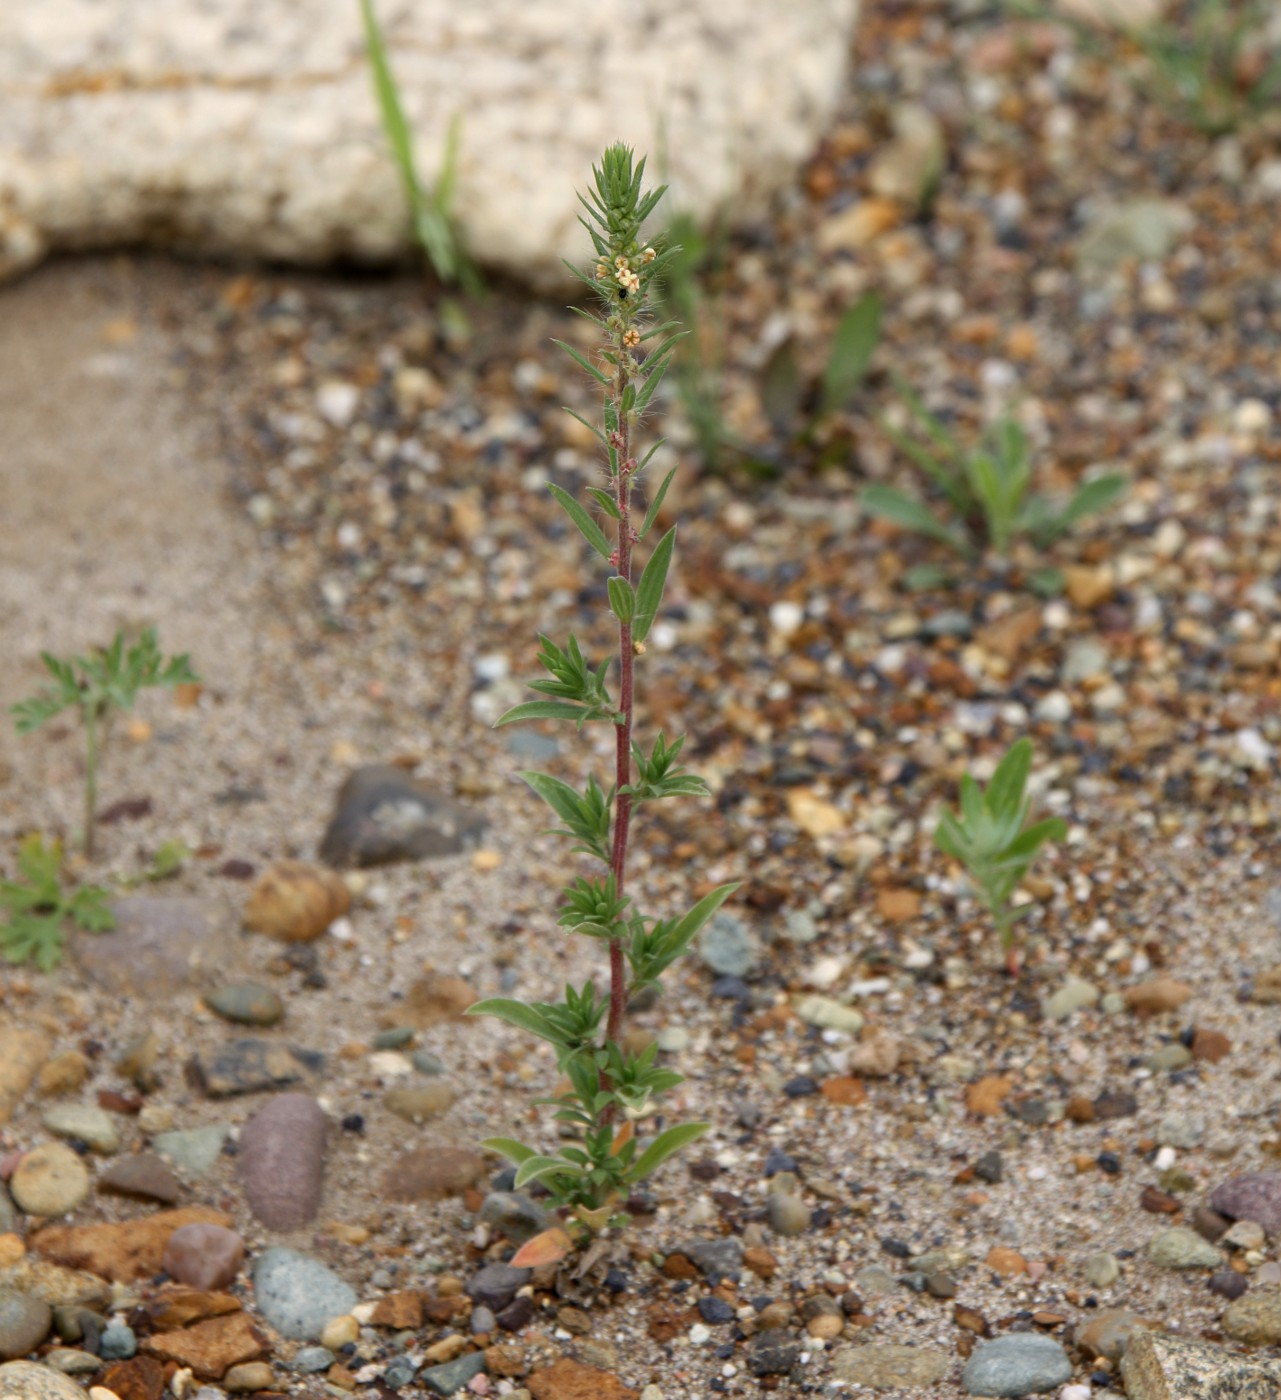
xmin=1155 ymin=1113 xmax=1204 ymax=1149
xmin=792 ymin=994 xmax=864 ymax=1033
xmin=1122 ymin=977 xmax=1192 ymax=1013
xmin=294 ymin=1346 xmax=335 ymax=1372
xmin=238 ymin=1093 xmax=327 ymax=1230
xmin=962 ymin=1333 xmax=1072 ymax=1396
xmin=152 ymin=1125 xmax=231 ymax=1177
xmin=9 ymin=1144 xmax=91 ymax=1216
xmin=162 ymin=1222 xmax=245 ymax=1291
xmin=1148 ymin=1227 xmax=1224 ymax=1269
xmin=832 ymin=1343 xmax=950 ymax=1387
xmin=1144 ymin=1044 xmax=1191 ymax=1072
xmin=41 ymin=1105 xmax=119 ymax=1155
xmin=1208 ymin=1173 xmax=1281 ymax=1238
xmin=467 ymin=1265 xmax=531 ymax=1313
xmin=698 ymin=913 xmax=760 ymax=977
xmin=681 ymin=1237 xmax=743 ymax=1281
xmin=1082 ymin=1252 xmax=1120 ymax=1288
xmin=1222 ymin=1288 xmax=1281 ymax=1345
xmin=748 ymin=1328 xmax=799 ymax=1377
xmin=318 ymin=765 xmax=487 ymax=867
xmin=854 ymin=1265 xmax=897 ymax=1295
xmin=384 ymin=1083 xmax=455 ymax=1123
xmin=382 ymin=1148 xmax=485 ymax=1203
xmin=205 ymin=983 xmax=285 ymax=1027
xmin=96 ymin=1153 xmax=181 ymax=1205
xmin=319 ymin=1314 xmax=358 ymax=1350
xmin=0 ymin=1360 xmax=88 ymax=1399
xmin=252 ymin=1248 xmax=357 ymax=1340
xmin=765 ymin=1193 xmax=811 ymax=1237
xmin=656 ymin=1026 xmax=689 ymax=1053
xmin=243 ymin=860 xmax=351 ymax=941
xmin=189 ymin=1039 xmax=324 ymax=1098
xmin=1041 ymin=977 xmax=1099 ymax=1021
xmin=1076 ymin=1308 xmax=1148 ymax=1361
xmin=419 ymin=1350 xmax=487 ymax=1396
xmin=0 ymin=1290 xmax=52 ymax=1359
xmin=478 ymin=1192 xmax=554 ymax=1245
xmin=98 ymin=1321 xmax=135 ymax=1360
xmin=1209 ymin=1269 xmax=1248 ymax=1300
xmin=224 ymin=1360 xmax=275 ymax=1393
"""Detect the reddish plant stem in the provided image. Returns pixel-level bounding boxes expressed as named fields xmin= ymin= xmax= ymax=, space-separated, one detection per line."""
xmin=606 ymin=356 xmax=634 ymax=1048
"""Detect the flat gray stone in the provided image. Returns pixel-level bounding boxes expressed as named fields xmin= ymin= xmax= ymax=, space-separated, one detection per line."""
xmin=1121 ymin=1328 xmax=1281 ymax=1399
xmin=698 ymin=913 xmax=761 ymax=977
xmin=252 ymin=1247 xmax=356 ymax=1341
xmin=152 ymin=1124 xmax=231 ymax=1177
xmin=188 ymin=1039 xmax=323 ymax=1097
xmin=1148 ymin=1227 xmax=1224 ymax=1270
xmin=419 ymin=1349 xmax=486 ymax=1397
xmin=96 ymin=1152 xmax=182 ymax=1204
xmin=75 ymin=896 xmax=240 ymax=997
xmin=0 ymin=1360 xmax=87 ymax=1399
xmin=832 ymin=1343 xmax=950 ymax=1388
xmin=1208 ymin=1173 xmax=1281 ymax=1238
xmin=962 ymin=1333 xmax=1072 ymax=1396
xmin=0 ymin=1291 xmax=52 ymax=1361
xmin=0 ymin=2 xmax=859 ymax=292
xmin=319 ymin=765 xmax=486 ymax=868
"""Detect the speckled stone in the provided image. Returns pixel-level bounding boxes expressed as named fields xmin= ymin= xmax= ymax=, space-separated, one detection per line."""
xmin=75 ymin=896 xmax=238 ymax=997
xmin=9 ymin=1144 xmax=90 ymax=1217
xmin=962 ymin=1333 xmax=1072 ymax=1396
xmin=1076 ymin=1309 xmax=1150 ymax=1362
xmin=1222 ymin=1289 xmax=1281 ymax=1346
xmin=252 ymin=1248 xmax=356 ymax=1341
xmin=1121 ymin=1328 xmax=1281 ymax=1397
xmin=832 ymin=1343 xmax=950 ymax=1388
xmin=162 ymin=1223 xmax=246 ymax=1291
xmin=152 ymin=1124 xmax=231 ymax=1177
xmin=205 ymin=983 xmax=285 ymax=1027
xmin=0 ymin=1359 xmax=87 ymax=1399
xmin=238 ymin=1093 xmax=326 ymax=1230
xmin=1148 ymin=1227 xmax=1224 ymax=1270
xmin=188 ymin=1040 xmax=323 ymax=1098
xmin=383 ymin=1082 xmax=454 ymax=1123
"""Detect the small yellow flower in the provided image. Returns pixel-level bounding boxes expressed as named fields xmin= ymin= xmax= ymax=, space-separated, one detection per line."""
xmin=614 ymin=255 xmax=630 ymax=269
xmin=641 ymin=246 xmax=656 ymax=264
xmin=623 ymin=328 xmax=640 ymax=348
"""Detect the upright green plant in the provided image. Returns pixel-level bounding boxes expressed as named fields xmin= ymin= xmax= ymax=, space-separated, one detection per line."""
xmin=360 ymin=0 xmax=479 ymax=292
xmin=11 ymin=628 xmax=197 ymax=860
xmin=934 ymin=738 xmax=1066 ymax=975
xmin=861 ymin=380 xmax=1126 ymax=563
xmin=467 ymin=146 xmax=738 ymax=1241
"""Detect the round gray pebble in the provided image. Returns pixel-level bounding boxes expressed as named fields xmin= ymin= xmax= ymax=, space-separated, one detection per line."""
xmin=252 ymin=1248 xmax=357 ymax=1341
xmin=98 ymin=1323 xmax=136 ymax=1360
xmin=962 ymin=1333 xmax=1072 ymax=1397
xmin=0 ymin=1292 xmax=52 ymax=1361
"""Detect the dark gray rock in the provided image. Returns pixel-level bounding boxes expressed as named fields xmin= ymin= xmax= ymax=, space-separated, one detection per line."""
xmin=419 ymin=1349 xmax=486 ymax=1396
xmin=1208 ymin=1173 xmax=1281 ymax=1239
xmin=749 ymin=1328 xmax=800 ymax=1376
xmin=75 ymin=896 xmax=239 ymax=997
xmin=239 ymin=1093 xmax=327 ymax=1229
xmin=318 ymin=765 xmax=486 ymax=868
xmin=683 ymin=1236 xmax=744 ymax=1280
xmin=188 ymin=1039 xmax=323 ymax=1097
xmin=465 ymin=1264 xmax=530 ymax=1313
xmin=478 ymin=1192 xmax=555 ymax=1245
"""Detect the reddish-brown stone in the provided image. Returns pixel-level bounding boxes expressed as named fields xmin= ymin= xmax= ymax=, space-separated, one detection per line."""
xmin=32 ymin=1206 xmax=230 ymax=1282
xmin=101 ymin=1356 xmax=167 ymax=1400
xmin=141 ymin=1311 xmax=269 ymax=1380
xmin=528 ymin=1356 xmax=638 ymax=1400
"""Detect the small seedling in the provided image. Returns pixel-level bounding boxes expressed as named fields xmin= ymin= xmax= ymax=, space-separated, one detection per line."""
xmin=861 ymin=380 xmax=1126 ymax=562
xmin=11 ymin=628 xmax=197 ymax=859
xmin=360 ymin=0 xmax=480 ymax=293
xmin=467 ymin=146 xmax=738 ymax=1247
xmin=933 ymin=738 xmax=1066 ymax=975
xmin=0 ymin=834 xmax=115 ymax=972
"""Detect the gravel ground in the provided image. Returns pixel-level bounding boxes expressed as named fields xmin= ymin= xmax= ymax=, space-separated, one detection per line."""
xmin=2 ymin=4 xmax=1281 ymax=1399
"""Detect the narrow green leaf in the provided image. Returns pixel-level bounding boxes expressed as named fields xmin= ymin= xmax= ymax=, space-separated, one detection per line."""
xmin=632 ymin=525 xmax=675 ymax=643
xmin=626 ymin=1121 xmax=710 ymax=1184
xmin=758 ymin=336 xmax=802 ymax=437
xmin=564 ymin=408 xmax=607 ymax=448
xmin=479 ymin=1136 xmax=538 ymax=1165
xmin=551 ymin=338 xmax=610 ymax=386
xmin=465 ymin=998 xmax=567 ymax=1046
xmin=639 ymin=468 xmax=677 ymax=539
xmin=520 ymin=772 xmax=587 ymax=826
xmin=588 ymin=487 xmax=622 ymax=519
xmin=860 ymin=485 xmax=973 ymax=557
xmin=494 ymin=701 xmax=591 ymax=727
xmin=633 ymin=347 xmax=678 ymax=414
xmin=514 ymin=1155 xmax=580 ymax=1189
xmin=669 ymin=881 xmax=740 ymax=946
xmin=986 ymin=739 xmax=1033 ymax=824
xmin=547 ymin=483 xmax=611 ymax=560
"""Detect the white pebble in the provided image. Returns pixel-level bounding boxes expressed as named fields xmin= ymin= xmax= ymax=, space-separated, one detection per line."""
xmin=770 ymin=600 xmax=804 ymax=636
xmin=1060 ymin=1386 xmax=1092 ymax=1400
xmin=473 ymin=653 xmax=510 ymax=683
xmin=1233 ymin=399 xmax=1271 ymax=436
xmin=316 ymin=380 xmax=360 ymax=427
xmin=1154 ymin=1146 xmax=1177 ymax=1171
xmin=688 ymin=1323 xmax=712 ymax=1345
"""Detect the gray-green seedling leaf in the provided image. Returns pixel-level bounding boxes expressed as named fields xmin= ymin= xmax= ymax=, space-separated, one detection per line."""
xmin=821 ymin=292 xmax=882 ymax=415
xmin=607 ymin=576 xmax=636 ymax=623
xmin=639 ymin=467 xmax=677 ymax=539
xmin=552 ymin=338 xmax=610 ymax=387
xmin=860 ymin=485 xmax=973 ymax=556
xmin=626 ymin=1121 xmax=710 ymax=1184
